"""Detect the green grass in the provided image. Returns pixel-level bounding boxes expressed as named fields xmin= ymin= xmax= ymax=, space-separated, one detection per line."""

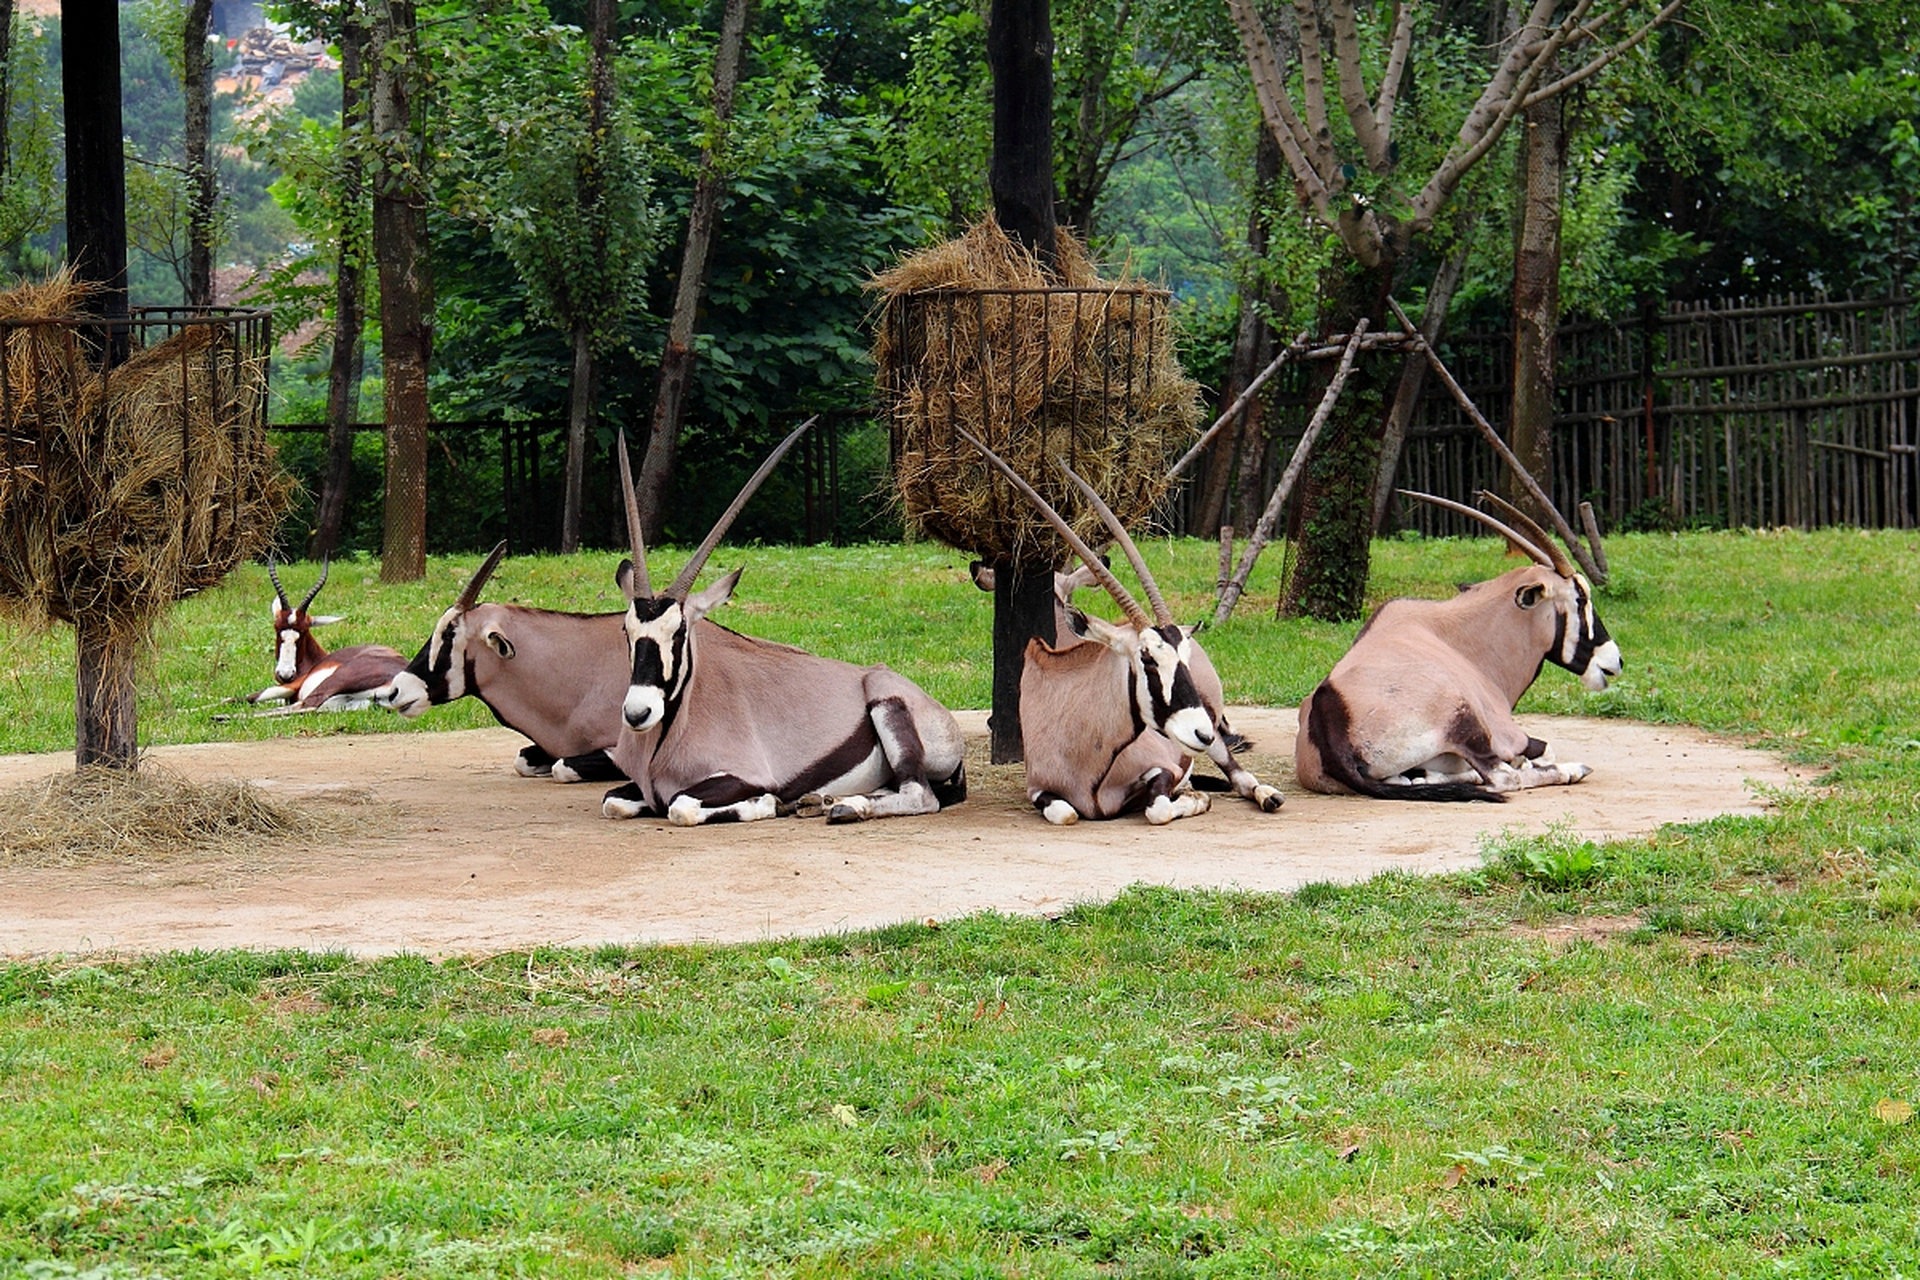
xmin=5 ymin=527 xmax=1920 ymax=1277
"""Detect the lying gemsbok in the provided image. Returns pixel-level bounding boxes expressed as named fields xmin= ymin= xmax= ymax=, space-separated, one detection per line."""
xmin=1294 ymin=489 xmax=1623 ymax=802
xmin=602 ymin=422 xmax=967 ymax=825
xmin=961 ymin=429 xmax=1282 ymax=824
xmin=245 ymin=555 xmax=409 ymax=713
xmin=376 ymin=541 xmax=630 ymax=783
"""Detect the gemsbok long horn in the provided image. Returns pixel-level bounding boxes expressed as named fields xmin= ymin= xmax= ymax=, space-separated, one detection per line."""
xmin=1052 ymin=457 xmax=1174 ymax=627
xmin=267 ymin=553 xmax=289 ymax=610
xmin=663 ymin=415 xmax=819 ymax=600
xmin=297 ymin=553 xmax=330 ymax=615
xmin=1476 ymin=489 xmax=1576 ymax=578
xmin=616 ymin=429 xmax=651 ymax=599
xmin=1396 ymin=489 xmax=1554 ymax=568
xmin=955 ymin=427 xmax=1152 ymax=630
xmin=456 ymin=540 xmax=510 ymax=611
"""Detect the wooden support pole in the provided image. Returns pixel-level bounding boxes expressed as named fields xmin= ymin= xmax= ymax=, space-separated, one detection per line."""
xmin=1166 ymin=332 xmax=1310 ymax=482
xmin=1211 ymin=320 xmax=1369 ymax=625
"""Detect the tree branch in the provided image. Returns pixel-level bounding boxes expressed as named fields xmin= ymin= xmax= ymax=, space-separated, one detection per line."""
xmin=1373 ymin=0 xmax=1413 ymax=142
xmin=1521 ymin=0 xmax=1685 ymax=106
xmin=1328 ymin=0 xmax=1388 ymax=169
xmin=1291 ymin=0 xmax=1338 ymax=177
xmin=1226 ymin=0 xmax=1335 ymax=223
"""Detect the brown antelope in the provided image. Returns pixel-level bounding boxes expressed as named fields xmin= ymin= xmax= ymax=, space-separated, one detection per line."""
xmin=245 ymin=555 xmax=408 ymax=714
xmin=969 ymin=556 xmax=1258 ymax=776
xmin=1294 ymin=489 xmax=1623 ymax=802
xmin=603 ymin=421 xmax=967 ymax=825
xmin=373 ymin=542 xmax=630 ymax=783
xmin=960 ymin=430 xmax=1282 ymax=823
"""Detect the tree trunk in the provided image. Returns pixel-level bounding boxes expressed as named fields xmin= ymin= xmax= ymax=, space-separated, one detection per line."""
xmin=1369 ymin=218 xmax=1475 ymax=531
xmin=65 ymin=0 xmax=138 ymax=769
xmin=560 ymin=0 xmax=615 ymax=553
xmin=313 ymin=10 xmax=366 ymax=560
xmin=371 ymin=0 xmax=429 ymax=582
xmin=634 ymin=0 xmax=751 ymax=545
xmin=1195 ymin=125 xmax=1280 ymax=537
xmin=2 ymin=0 xmax=17 ymax=179
xmin=988 ymin=0 xmax=1056 ymax=269
xmin=183 ymin=0 xmax=214 ymax=306
xmin=1279 ymin=258 xmax=1397 ymax=621
xmin=1507 ymin=83 xmax=1564 ymax=525
xmin=984 ymin=0 xmax=1059 ymax=764
xmin=561 ymin=320 xmax=593 ymax=552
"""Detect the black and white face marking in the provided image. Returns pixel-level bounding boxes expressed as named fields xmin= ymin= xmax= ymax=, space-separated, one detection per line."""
xmin=1134 ymin=625 xmax=1214 ymax=753
xmin=379 ymin=605 xmax=466 ymax=717
xmin=1548 ymin=574 xmax=1623 ymax=690
xmin=622 ymin=597 xmax=692 ymax=732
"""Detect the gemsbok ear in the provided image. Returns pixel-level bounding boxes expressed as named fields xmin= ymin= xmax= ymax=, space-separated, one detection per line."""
xmin=482 ymin=626 xmax=515 ymax=659
xmin=1515 ymin=583 xmax=1548 ymax=610
xmin=684 ymin=567 xmax=742 ymax=622
xmin=309 ymin=614 xmax=346 ymax=626
xmin=615 ymin=559 xmax=640 ymax=600
xmin=1078 ymin=612 xmax=1138 ymax=656
xmin=970 ymin=560 xmax=994 ymax=592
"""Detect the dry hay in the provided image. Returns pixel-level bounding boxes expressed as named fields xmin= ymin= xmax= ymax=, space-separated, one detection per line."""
xmin=870 ymin=218 xmax=1202 ymax=565
xmin=0 ymin=270 xmax=293 ymax=646
xmin=0 ymin=764 xmax=390 ymax=868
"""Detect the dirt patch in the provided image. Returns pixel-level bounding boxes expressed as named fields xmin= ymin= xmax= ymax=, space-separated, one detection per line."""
xmin=1506 ymin=914 xmax=1646 ymax=947
xmin=0 ymin=709 xmax=1799 ymax=957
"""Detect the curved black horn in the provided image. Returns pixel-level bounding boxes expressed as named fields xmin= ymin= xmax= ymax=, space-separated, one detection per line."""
xmin=1052 ymin=457 xmax=1173 ymax=627
xmin=456 ymin=541 xmax=510 ymax=610
xmin=1475 ymin=489 xmax=1575 ymax=578
xmin=267 ymin=553 xmax=289 ymax=610
xmin=616 ymin=429 xmax=651 ymax=599
xmin=955 ymin=427 xmax=1151 ymax=629
xmin=666 ymin=415 xmax=817 ymax=600
xmin=1397 ymin=490 xmax=1554 ymax=567
xmin=296 ymin=553 xmax=330 ymax=615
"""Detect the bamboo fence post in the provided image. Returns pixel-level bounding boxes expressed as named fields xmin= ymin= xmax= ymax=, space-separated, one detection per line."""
xmin=1211 ymin=319 xmax=1370 ymax=625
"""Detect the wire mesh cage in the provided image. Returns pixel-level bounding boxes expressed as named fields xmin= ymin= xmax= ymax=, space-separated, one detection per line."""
xmin=0 ymin=281 xmax=287 ymax=643
xmin=871 ymin=224 xmax=1201 ymax=566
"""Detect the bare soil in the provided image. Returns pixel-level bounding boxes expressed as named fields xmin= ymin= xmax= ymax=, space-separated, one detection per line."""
xmin=0 ymin=709 xmax=1799 ymax=957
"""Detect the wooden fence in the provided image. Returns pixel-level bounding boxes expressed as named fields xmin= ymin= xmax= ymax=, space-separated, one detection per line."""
xmin=1393 ymin=294 xmax=1919 ymax=536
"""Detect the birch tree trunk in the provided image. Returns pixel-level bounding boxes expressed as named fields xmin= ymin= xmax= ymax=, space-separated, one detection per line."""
xmin=634 ymin=0 xmax=751 ymax=545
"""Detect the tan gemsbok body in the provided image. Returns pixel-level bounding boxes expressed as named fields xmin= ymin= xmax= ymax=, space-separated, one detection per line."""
xmin=246 ymin=555 xmax=408 ymax=714
xmin=375 ymin=543 xmax=630 ymax=783
xmin=969 ymin=558 xmax=1259 ymax=782
xmin=602 ymin=421 xmax=966 ymax=825
xmin=962 ymin=430 xmax=1283 ymax=824
xmin=1295 ymin=490 xmax=1623 ymax=802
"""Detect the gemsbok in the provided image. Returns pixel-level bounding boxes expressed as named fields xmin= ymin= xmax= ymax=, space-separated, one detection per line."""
xmin=1294 ymin=489 xmax=1623 ymax=802
xmin=374 ymin=541 xmax=630 ymax=782
xmin=602 ymin=421 xmax=967 ymax=825
xmin=245 ymin=555 xmax=408 ymax=714
xmin=960 ymin=430 xmax=1282 ymax=823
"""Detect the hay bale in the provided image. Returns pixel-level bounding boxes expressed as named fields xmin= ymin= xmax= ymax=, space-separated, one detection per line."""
xmin=871 ymin=219 xmax=1202 ymax=566
xmin=0 ymin=764 xmax=388 ymax=867
xmin=0 ymin=270 xmax=292 ymax=646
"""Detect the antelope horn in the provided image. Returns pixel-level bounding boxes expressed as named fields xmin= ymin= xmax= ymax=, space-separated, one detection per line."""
xmin=1475 ymin=489 xmax=1576 ymax=578
xmin=667 ymin=415 xmax=818 ymax=600
xmin=1396 ymin=489 xmax=1554 ymax=568
xmin=266 ymin=553 xmax=289 ymax=610
xmin=456 ymin=540 xmax=510 ymax=610
xmin=296 ymin=553 xmax=330 ymax=616
xmin=616 ymin=429 xmax=651 ymax=599
xmin=1052 ymin=457 xmax=1173 ymax=627
xmin=955 ymin=427 xmax=1151 ymax=629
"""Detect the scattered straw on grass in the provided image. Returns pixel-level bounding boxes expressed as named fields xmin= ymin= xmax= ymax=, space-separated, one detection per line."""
xmin=0 ymin=764 xmax=390 ymax=868
xmin=870 ymin=218 xmax=1201 ymax=565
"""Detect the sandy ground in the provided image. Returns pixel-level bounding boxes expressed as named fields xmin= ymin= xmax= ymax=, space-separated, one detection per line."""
xmin=0 ymin=709 xmax=1798 ymax=958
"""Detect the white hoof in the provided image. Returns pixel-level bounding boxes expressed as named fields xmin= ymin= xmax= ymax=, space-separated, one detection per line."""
xmin=1042 ymin=798 xmax=1080 ymax=826
xmin=550 ymin=759 xmax=582 ymax=784
xmin=603 ymin=794 xmax=647 ymax=820
xmin=667 ymin=796 xmax=703 ymax=826
xmin=516 ymin=756 xmax=553 ymax=778
xmin=1252 ymin=783 xmax=1284 ymax=812
xmin=827 ymin=795 xmax=873 ymax=823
